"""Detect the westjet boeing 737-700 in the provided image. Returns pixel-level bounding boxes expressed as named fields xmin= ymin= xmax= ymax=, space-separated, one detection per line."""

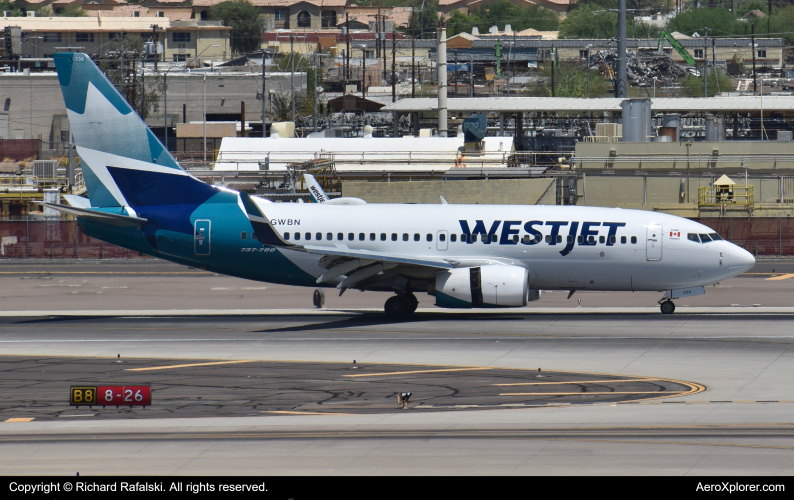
xmin=45 ymin=53 xmax=756 ymax=317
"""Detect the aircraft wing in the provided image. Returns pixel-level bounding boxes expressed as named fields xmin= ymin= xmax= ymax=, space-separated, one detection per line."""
xmin=302 ymin=245 xmax=454 ymax=269
xmin=42 ymin=203 xmax=148 ymax=227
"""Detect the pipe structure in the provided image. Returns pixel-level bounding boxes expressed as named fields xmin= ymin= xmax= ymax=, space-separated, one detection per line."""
xmin=437 ymin=27 xmax=448 ymax=137
xmin=616 ymin=0 xmax=628 ymax=98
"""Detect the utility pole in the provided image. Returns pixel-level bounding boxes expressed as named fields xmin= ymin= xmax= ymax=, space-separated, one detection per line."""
xmin=551 ymin=46 xmax=555 ymax=97
xmin=382 ymin=13 xmax=387 ymax=86
xmin=313 ymin=52 xmax=318 ymax=132
xmin=346 ymin=14 xmax=351 ymax=88
xmin=261 ymin=50 xmax=266 ymax=137
xmin=362 ymin=46 xmax=366 ymax=98
xmin=470 ymin=55 xmax=474 ymax=97
xmin=392 ymin=36 xmax=396 ymax=103
xmin=616 ymin=0 xmax=628 ymax=98
xmin=703 ymin=27 xmax=709 ymax=98
xmin=752 ymin=24 xmax=757 ymax=94
xmin=411 ymin=27 xmax=416 ymax=98
xmin=290 ymin=35 xmax=295 ymax=123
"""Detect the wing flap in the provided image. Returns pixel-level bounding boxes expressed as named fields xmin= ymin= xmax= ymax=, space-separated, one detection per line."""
xmin=303 ymin=245 xmax=454 ymax=269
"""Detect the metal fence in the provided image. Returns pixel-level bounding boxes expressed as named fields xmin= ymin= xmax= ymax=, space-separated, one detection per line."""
xmin=0 ymin=218 xmax=791 ymax=259
xmin=0 ymin=220 xmax=150 ymax=259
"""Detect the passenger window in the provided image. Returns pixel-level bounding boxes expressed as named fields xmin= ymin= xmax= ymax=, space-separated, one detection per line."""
xmin=391 ymin=233 xmax=397 ymax=241
xmin=576 ymin=235 xmax=582 ymax=244
xmin=588 ymin=235 xmax=595 ymax=244
xmin=326 ymin=232 xmax=333 ymax=241
xmin=359 ymin=233 xmax=365 ymax=241
xmin=545 ymin=235 xmax=551 ymax=243
xmin=631 ymin=236 xmax=637 ymax=244
xmin=512 ymin=235 xmax=519 ymax=243
xmin=305 ymin=232 xmax=311 ymax=240
xmin=609 ymin=235 xmax=616 ymax=244
xmin=461 ymin=234 xmax=466 ymax=242
xmin=284 ymin=232 xmax=290 ymax=240
xmin=440 ymin=233 xmax=446 ymax=242
xmin=491 ymin=234 xmax=497 ymax=243
xmin=316 ymin=232 xmax=322 ymax=240
xmin=687 ymin=233 xmax=700 ymax=243
xmin=294 ymin=232 xmax=300 ymax=240
xmin=522 ymin=235 xmax=530 ymax=244
xmin=370 ymin=233 xmax=376 ymax=241
xmin=348 ymin=233 xmax=354 ymax=241
xmin=451 ymin=234 xmax=457 ymax=242
xmin=427 ymin=234 xmax=433 ymax=242
xmin=337 ymin=233 xmax=343 ymax=241
xmin=536 ymin=234 xmax=542 ymax=243
xmin=414 ymin=233 xmax=420 ymax=241
xmin=241 ymin=232 xmax=247 ymax=240
xmin=381 ymin=233 xmax=386 ymax=241
xmin=403 ymin=233 xmax=409 ymax=241
xmin=557 ymin=235 xmax=562 ymax=243
xmin=621 ymin=236 xmax=626 ymax=244
xmin=709 ymin=233 xmax=723 ymax=241
xmin=252 ymin=233 xmax=257 ymax=241
xmin=699 ymin=234 xmax=712 ymax=243
xmin=599 ymin=236 xmax=605 ymax=244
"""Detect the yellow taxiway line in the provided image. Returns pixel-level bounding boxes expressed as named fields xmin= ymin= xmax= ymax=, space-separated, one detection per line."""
xmin=4 ymin=418 xmax=34 ymax=422
xmin=343 ymin=367 xmax=492 ymax=378
xmin=494 ymin=378 xmax=664 ymax=386
xmin=125 ymin=360 xmax=255 ymax=372
xmin=501 ymin=391 xmax=683 ymax=396
xmin=766 ymin=274 xmax=794 ymax=281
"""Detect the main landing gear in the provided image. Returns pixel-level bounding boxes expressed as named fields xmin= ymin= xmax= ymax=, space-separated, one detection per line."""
xmin=384 ymin=293 xmax=418 ymax=319
xmin=659 ymin=300 xmax=676 ymax=314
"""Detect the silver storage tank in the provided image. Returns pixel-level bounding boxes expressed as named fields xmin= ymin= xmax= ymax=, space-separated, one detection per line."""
xmin=620 ymin=98 xmax=652 ymax=142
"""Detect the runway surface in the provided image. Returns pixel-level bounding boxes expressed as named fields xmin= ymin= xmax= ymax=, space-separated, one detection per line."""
xmin=1 ymin=260 xmax=793 ymax=474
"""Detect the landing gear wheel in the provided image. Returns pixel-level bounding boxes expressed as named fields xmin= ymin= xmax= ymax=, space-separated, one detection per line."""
xmin=660 ymin=300 xmax=676 ymax=314
xmin=406 ymin=293 xmax=418 ymax=313
xmin=385 ymin=295 xmax=410 ymax=319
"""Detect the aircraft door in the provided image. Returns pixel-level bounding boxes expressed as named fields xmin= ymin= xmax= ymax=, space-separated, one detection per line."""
xmin=646 ymin=224 xmax=662 ymax=261
xmin=436 ymin=230 xmax=448 ymax=251
xmin=194 ymin=219 xmax=211 ymax=256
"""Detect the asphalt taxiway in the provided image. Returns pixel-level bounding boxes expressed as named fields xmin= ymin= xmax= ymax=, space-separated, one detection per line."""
xmin=1 ymin=260 xmax=794 ymax=474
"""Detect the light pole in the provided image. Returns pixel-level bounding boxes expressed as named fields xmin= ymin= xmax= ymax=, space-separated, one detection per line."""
xmin=162 ymin=44 xmax=218 ymax=156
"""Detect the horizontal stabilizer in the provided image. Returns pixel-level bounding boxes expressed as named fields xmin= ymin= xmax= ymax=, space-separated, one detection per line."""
xmin=42 ymin=203 xmax=147 ymax=227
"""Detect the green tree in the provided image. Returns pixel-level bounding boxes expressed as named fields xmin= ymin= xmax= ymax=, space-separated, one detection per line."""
xmin=559 ymin=3 xmax=657 ymax=39
xmin=678 ymin=69 xmax=734 ymax=97
xmin=525 ymin=61 xmax=610 ymax=97
xmin=209 ymin=0 xmax=263 ymax=54
xmin=408 ymin=0 xmax=439 ymax=38
xmin=55 ymin=5 xmax=89 ymax=17
xmin=95 ymin=35 xmax=163 ymax=120
xmin=667 ymin=8 xmax=745 ymax=37
xmin=0 ymin=0 xmax=24 ymax=16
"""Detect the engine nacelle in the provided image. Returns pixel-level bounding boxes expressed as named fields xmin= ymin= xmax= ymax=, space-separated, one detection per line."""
xmin=435 ymin=265 xmax=529 ymax=308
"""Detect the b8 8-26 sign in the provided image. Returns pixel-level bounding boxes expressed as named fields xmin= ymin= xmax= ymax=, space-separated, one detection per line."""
xmin=70 ymin=386 xmax=152 ymax=407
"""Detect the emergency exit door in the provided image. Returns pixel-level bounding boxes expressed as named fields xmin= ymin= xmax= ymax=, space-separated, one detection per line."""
xmin=646 ymin=224 xmax=662 ymax=261
xmin=194 ymin=220 xmax=211 ymax=256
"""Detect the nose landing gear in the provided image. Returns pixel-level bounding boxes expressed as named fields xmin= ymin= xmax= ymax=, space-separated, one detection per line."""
xmin=385 ymin=293 xmax=418 ymax=319
xmin=659 ymin=300 xmax=676 ymax=314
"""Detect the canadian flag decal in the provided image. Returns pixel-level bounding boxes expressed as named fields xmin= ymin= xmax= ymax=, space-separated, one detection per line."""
xmin=669 ymin=230 xmax=681 ymax=238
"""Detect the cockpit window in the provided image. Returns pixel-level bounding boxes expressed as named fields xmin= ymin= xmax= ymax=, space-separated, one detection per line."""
xmin=687 ymin=233 xmax=699 ymax=243
xmin=709 ymin=233 xmax=723 ymax=241
xmin=699 ymin=234 xmax=712 ymax=243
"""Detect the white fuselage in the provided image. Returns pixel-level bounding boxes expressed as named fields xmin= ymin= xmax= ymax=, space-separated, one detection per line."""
xmin=255 ymin=202 xmax=755 ymax=292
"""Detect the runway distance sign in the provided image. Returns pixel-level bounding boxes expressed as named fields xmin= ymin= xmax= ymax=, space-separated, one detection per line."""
xmin=70 ymin=386 xmax=151 ymax=407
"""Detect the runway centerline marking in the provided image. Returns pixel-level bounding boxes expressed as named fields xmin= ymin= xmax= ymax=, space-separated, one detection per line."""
xmin=343 ymin=367 xmax=492 ymax=378
xmin=4 ymin=418 xmax=34 ymax=422
xmin=765 ymin=274 xmax=794 ymax=281
xmin=125 ymin=360 xmax=255 ymax=371
xmin=494 ymin=378 xmax=663 ymax=386
xmin=500 ymin=391 xmax=683 ymax=396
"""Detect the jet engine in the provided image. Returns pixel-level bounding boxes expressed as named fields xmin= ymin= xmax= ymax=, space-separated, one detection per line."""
xmin=434 ymin=265 xmax=529 ymax=308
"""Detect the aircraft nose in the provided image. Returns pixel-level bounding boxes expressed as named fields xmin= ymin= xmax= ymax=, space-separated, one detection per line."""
xmin=728 ymin=245 xmax=755 ymax=273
